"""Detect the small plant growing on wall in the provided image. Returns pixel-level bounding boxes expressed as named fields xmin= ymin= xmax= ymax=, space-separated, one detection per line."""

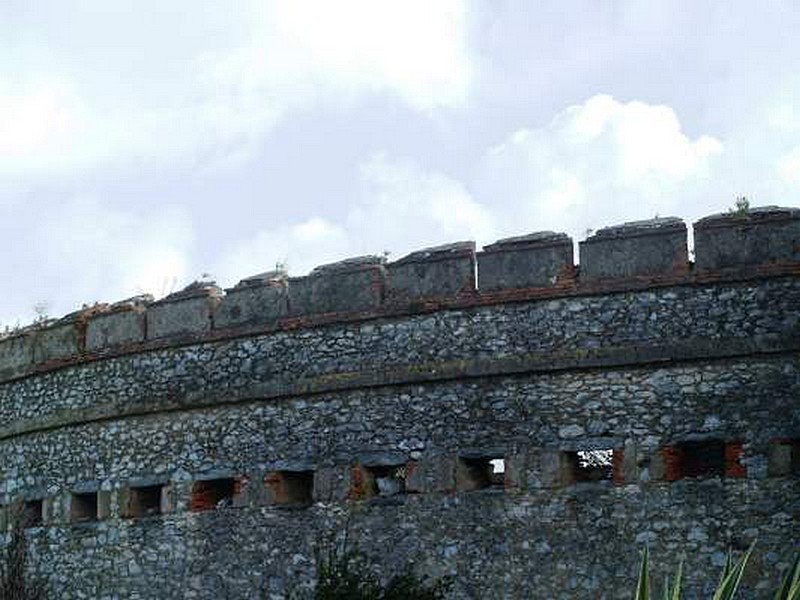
xmin=632 ymin=544 xmax=800 ymax=599
xmin=285 ymin=523 xmax=451 ymax=600
xmin=729 ymin=196 xmax=750 ymax=216
xmin=0 ymin=505 xmax=48 ymax=600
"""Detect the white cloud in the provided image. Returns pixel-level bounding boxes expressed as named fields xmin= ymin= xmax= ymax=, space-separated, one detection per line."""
xmin=214 ymin=154 xmax=494 ymax=283
xmin=777 ymin=147 xmax=800 ymax=185
xmin=2 ymin=198 xmax=195 ymax=323
xmin=350 ymin=154 xmax=496 ymax=250
xmin=0 ymin=76 xmax=88 ymax=176
xmin=0 ymin=1 xmax=473 ymax=180
xmin=478 ymin=94 xmax=723 ymax=239
xmin=205 ymin=0 xmax=472 ymax=114
xmin=214 ymin=217 xmax=349 ymax=284
xmin=212 ymin=96 xmax=733 ymax=286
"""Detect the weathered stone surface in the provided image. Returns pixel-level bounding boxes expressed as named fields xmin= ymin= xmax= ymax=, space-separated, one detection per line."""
xmin=0 ymin=333 xmax=33 ymax=380
xmin=0 ymin=209 xmax=798 ymax=599
xmin=31 ymin=321 xmax=81 ymax=363
xmin=1 ymin=277 xmax=799 ymax=438
xmin=215 ymin=271 xmax=288 ymax=329
xmin=387 ymin=241 xmax=476 ymax=302
xmin=478 ymin=232 xmax=573 ymax=291
xmin=694 ymin=206 xmax=800 ymax=271
xmin=580 ymin=217 xmax=688 ymax=280
xmin=86 ymin=297 xmax=151 ymax=352
xmin=146 ymin=283 xmax=222 ymax=340
xmin=289 ymin=256 xmax=385 ymax=316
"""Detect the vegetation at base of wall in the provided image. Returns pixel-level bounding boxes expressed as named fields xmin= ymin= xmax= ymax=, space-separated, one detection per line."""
xmin=0 ymin=506 xmax=47 ymax=600
xmin=286 ymin=526 xmax=451 ymax=600
xmin=288 ymin=550 xmax=451 ymax=600
xmin=633 ymin=544 xmax=800 ymax=600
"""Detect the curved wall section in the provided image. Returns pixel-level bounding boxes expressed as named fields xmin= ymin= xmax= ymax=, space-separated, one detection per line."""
xmin=0 ymin=207 xmax=799 ymax=599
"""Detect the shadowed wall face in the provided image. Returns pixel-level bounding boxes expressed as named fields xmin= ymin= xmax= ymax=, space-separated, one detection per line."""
xmin=0 ymin=207 xmax=798 ymax=599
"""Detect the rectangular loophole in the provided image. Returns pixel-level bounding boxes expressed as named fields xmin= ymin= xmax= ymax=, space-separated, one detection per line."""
xmin=663 ymin=440 xmax=735 ymax=481
xmin=265 ymin=471 xmax=314 ymax=505
xmin=125 ymin=484 xmax=163 ymax=518
xmin=23 ymin=499 xmax=43 ymax=528
xmin=190 ymin=478 xmax=236 ymax=512
xmin=568 ymin=449 xmax=615 ymax=482
xmin=71 ymin=491 xmax=98 ymax=523
xmin=365 ymin=464 xmax=407 ymax=497
xmin=457 ymin=456 xmax=504 ymax=491
xmin=679 ymin=440 xmax=724 ymax=478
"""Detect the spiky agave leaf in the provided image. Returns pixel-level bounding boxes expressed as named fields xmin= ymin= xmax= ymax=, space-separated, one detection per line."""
xmin=712 ymin=542 xmax=755 ymax=600
xmin=634 ymin=547 xmax=650 ymax=600
xmin=663 ymin=561 xmax=682 ymax=600
xmin=773 ymin=552 xmax=800 ymax=600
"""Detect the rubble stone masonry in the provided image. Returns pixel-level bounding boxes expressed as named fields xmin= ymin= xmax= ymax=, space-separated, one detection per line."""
xmin=0 ymin=207 xmax=798 ymax=599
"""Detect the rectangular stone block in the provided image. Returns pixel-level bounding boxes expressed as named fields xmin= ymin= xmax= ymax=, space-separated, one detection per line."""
xmin=527 ymin=449 xmax=573 ymax=489
xmin=289 ymin=256 xmax=385 ymax=316
xmin=767 ymin=440 xmax=799 ymax=476
xmin=502 ymin=452 xmax=526 ymax=490
xmin=97 ymin=490 xmax=112 ymax=520
xmin=0 ymin=333 xmax=34 ymax=381
xmin=215 ymin=272 xmax=288 ymax=329
xmin=169 ymin=481 xmax=194 ymax=514
xmin=387 ymin=241 xmax=475 ymax=303
xmin=146 ymin=283 xmax=222 ymax=340
xmin=400 ymin=455 xmax=455 ymax=494
xmin=32 ymin=321 xmax=82 ymax=364
xmin=694 ymin=206 xmax=800 ymax=271
xmin=86 ymin=302 xmax=148 ymax=352
xmin=478 ymin=232 xmax=573 ymax=291
xmin=312 ymin=467 xmax=349 ymax=503
xmin=579 ymin=217 xmax=688 ymax=280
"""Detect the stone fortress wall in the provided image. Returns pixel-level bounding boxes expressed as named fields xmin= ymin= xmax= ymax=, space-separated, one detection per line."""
xmin=0 ymin=207 xmax=798 ymax=599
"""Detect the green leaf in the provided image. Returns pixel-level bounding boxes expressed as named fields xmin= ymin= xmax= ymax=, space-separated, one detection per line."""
xmin=712 ymin=542 xmax=755 ymax=600
xmin=774 ymin=552 xmax=800 ymax=600
xmin=634 ymin=547 xmax=650 ymax=600
xmin=668 ymin=561 xmax=683 ymax=600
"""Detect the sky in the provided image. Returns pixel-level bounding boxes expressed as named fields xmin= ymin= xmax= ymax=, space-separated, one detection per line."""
xmin=2 ymin=0 xmax=800 ymax=325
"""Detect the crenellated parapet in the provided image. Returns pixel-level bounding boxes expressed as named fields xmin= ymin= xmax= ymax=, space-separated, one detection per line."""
xmin=0 ymin=205 xmax=798 ymax=382
xmin=477 ymin=231 xmax=573 ymax=290
xmin=579 ymin=217 xmax=688 ymax=280
xmin=693 ymin=205 xmax=800 ymax=270
xmin=0 ymin=205 xmax=798 ymax=600
xmin=386 ymin=241 xmax=476 ymax=302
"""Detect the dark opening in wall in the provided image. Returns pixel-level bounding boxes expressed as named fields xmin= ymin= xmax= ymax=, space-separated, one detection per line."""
xmin=457 ymin=456 xmax=505 ymax=491
xmin=348 ymin=461 xmax=416 ymax=500
xmin=190 ymin=478 xmax=236 ymax=512
xmin=265 ymin=471 xmax=314 ymax=505
xmin=662 ymin=439 xmax=745 ymax=481
xmin=23 ymin=499 xmax=43 ymax=528
xmin=125 ymin=484 xmax=163 ymax=518
xmin=71 ymin=491 xmax=98 ymax=523
xmin=568 ymin=449 xmax=615 ymax=482
xmin=768 ymin=438 xmax=800 ymax=476
xmin=366 ymin=464 xmax=407 ymax=497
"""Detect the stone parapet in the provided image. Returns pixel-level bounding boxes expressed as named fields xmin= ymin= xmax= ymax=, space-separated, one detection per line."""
xmin=694 ymin=205 xmax=800 ymax=271
xmin=477 ymin=231 xmax=573 ymax=291
xmin=86 ymin=296 xmax=151 ymax=352
xmin=386 ymin=241 xmax=476 ymax=303
xmin=288 ymin=256 xmax=385 ymax=316
xmin=215 ymin=271 xmax=289 ymax=329
xmin=146 ymin=282 xmax=222 ymax=340
xmin=579 ymin=217 xmax=688 ymax=280
xmin=0 ymin=207 xmax=798 ymax=381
